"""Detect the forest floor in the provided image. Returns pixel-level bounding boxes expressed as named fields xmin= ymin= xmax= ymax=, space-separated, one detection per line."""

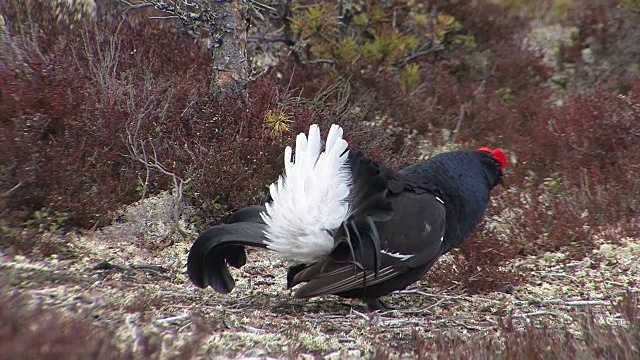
xmin=2 ymin=192 xmax=638 ymax=359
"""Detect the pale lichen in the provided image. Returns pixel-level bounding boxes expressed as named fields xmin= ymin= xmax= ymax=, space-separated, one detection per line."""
xmin=2 ymin=191 xmax=639 ymax=358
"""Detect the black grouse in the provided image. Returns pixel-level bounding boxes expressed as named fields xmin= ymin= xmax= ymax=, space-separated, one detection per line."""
xmin=186 ymin=124 xmax=507 ymax=311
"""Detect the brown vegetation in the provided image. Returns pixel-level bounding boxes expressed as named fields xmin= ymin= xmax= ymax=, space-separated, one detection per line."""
xmin=2 ymin=0 xmax=640 ymax=357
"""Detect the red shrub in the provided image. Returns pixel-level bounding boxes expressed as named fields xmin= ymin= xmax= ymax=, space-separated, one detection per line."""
xmin=0 ymin=0 xmax=214 ymax=227
xmin=552 ymin=84 xmax=640 ymax=227
xmin=0 ymin=0 xmax=401 ymax=231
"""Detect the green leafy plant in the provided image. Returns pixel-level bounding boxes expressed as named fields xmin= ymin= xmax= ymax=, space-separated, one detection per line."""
xmin=400 ymin=63 xmax=421 ymax=93
xmin=23 ymin=208 xmax=70 ymax=233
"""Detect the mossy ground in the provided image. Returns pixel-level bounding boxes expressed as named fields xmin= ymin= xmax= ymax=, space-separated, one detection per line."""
xmin=2 ymin=192 xmax=638 ymax=359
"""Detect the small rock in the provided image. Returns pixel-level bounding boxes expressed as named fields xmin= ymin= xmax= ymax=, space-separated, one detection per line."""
xmin=504 ymin=284 xmax=516 ymax=295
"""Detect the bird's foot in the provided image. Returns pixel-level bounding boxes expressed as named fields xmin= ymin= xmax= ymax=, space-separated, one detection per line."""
xmin=354 ymin=298 xmax=397 ymax=327
xmin=363 ymin=298 xmax=396 ymax=312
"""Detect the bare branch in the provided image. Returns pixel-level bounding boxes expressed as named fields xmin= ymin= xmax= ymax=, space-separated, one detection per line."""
xmin=398 ymin=289 xmax=500 ymax=303
xmin=2 ymin=182 xmax=23 ymax=197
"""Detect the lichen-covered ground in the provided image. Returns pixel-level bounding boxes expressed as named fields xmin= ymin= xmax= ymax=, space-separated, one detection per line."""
xmin=2 ymin=192 xmax=638 ymax=358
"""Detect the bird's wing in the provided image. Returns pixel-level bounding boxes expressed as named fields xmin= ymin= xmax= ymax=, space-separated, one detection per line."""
xmin=321 ymin=148 xmax=398 ymax=274
xmin=375 ymin=190 xmax=447 ymax=268
xmin=289 ymin=180 xmax=447 ymax=298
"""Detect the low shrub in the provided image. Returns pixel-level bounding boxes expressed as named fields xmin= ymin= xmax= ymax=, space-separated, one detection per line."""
xmin=0 ymin=0 xmax=400 ymax=232
xmin=407 ymin=290 xmax=640 ymax=359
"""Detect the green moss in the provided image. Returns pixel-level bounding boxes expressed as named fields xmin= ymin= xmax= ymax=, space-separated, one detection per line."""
xmin=292 ymin=3 xmax=338 ymax=39
xmin=554 ymin=0 xmax=572 ymax=18
xmin=496 ymin=87 xmax=516 ymax=103
xmin=542 ymin=173 xmax=563 ymax=194
xmin=413 ymin=13 xmax=427 ymax=27
xmin=432 ymin=13 xmax=462 ymax=41
xmin=368 ymin=4 xmax=387 ymax=24
xmin=205 ymin=332 xmax=288 ymax=356
xmin=489 ymin=0 xmax=525 ymax=11
xmin=352 ymin=12 xmax=368 ymax=27
xmin=264 ymin=109 xmax=293 ymax=137
xmin=296 ymin=332 xmax=341 ymax=353
xmin=23 ymin=207 xmax=70 ymax=233
xmin=621 ymin=0 xmax=640 ymax=11
xmin=453 ymin=34 xmax=477 ymax=49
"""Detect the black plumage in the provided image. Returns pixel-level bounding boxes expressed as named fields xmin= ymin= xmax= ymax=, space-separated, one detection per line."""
xmin=186 ymin=145 xmax=506 ymax=311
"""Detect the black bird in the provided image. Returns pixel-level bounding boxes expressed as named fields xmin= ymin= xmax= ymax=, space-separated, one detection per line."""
xmin=187 ymin=124 xmax=507 ymax=311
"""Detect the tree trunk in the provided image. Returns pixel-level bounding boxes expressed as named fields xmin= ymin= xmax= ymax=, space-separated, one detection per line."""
xmin=119 ymin=0 xmax=251 ymax=101
xmin=206 ymin=0 xmax=250 ymax=101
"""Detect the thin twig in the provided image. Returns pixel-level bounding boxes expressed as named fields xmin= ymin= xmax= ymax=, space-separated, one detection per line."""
xmin=398 ymin=290 xmax=499 ymax=303
xmin=450 ymin=319 xmax=497 ymax=331
xmin=539 ymin=299 xmax=613 ymax=307
xmin=397 ymin=46 xmax=439 ymax=65
xmin=242 ymin=325 xmax=266 ymax=334
xmin=157 ymin=313 xmax=191 ymax=324
xmin=536 ymin=272 xmax=579 ymax=281
xmin=513 ymin=311 xmax=564 ymax=319
xmin=130 ymin=264 xmax=169 ymax=272
xmin=148 ymin=16 xmax=180 ymax=20
xmin=350 ymin=309 xmax=370 ymax=322
xmin=304 ymin=59 xmax=336 ymax=65
xmin=2 ymin=182 xmax=23 ymax=197
xmin=449 ymin=105 xmax=465 ymax=143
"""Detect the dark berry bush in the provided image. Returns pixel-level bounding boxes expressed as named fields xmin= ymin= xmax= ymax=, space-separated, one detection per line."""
xmin=0 ymin=0 xmax=400 ymax=232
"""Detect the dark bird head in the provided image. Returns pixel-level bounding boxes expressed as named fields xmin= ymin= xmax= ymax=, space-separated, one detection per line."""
xmin=476 ymin=147 xmax=508 ymax=187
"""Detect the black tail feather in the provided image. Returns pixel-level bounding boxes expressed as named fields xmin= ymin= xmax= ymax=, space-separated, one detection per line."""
xmin=348 ymin=153 xmax=393 ymax=222
xmin=342 ymin=221 xmax=359 ymax=274
xmin=286 ymin=263 xmax=308 ymax=288
xmin=365 ymin=216 xmax=382 ymax=277
xmin=225 ymin=205 xmax=268 ymax=224
xmin=187 ymin=206 xmax=269 ymax=293
xmin=330 ymin=150 xmax=395 ymax=275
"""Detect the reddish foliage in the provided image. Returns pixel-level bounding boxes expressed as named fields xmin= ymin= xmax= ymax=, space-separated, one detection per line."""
xmin=0 ymin=290 xmax=121 ymax=359
xmin=551 ymin=83 xmax=640 ymax=227
xmin=433 ymin=0 xmax=530 ymax=46
xmin=0 ymin=1 xmax=214 ymax=227
xmin=0 ymin=278 xmax=204 ymax=359
xmin=0 ymin=1 xmax=400 ymax=231
xmin=408 ymin=291 xmax=640 ymax=359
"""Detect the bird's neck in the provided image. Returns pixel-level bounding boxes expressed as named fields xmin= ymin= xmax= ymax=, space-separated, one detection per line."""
xmin=402 ymin=153 xmax=495 ymax=248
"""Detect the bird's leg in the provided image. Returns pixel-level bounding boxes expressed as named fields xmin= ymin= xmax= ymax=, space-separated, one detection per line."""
xmin=363 ymin=297 xmax=395 ymax=312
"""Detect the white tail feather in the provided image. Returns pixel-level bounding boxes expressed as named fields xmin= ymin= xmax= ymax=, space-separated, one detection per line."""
xmin=260 ymin=124 xmax=352 ymax=263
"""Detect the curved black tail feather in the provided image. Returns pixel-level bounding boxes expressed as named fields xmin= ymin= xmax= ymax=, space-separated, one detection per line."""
xmin=186 ymin=206 xmax=268 ymax=294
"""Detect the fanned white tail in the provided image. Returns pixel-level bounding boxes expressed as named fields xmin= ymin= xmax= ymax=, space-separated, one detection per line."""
xmin=260 ymin=124 xmax=352 ymax=264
